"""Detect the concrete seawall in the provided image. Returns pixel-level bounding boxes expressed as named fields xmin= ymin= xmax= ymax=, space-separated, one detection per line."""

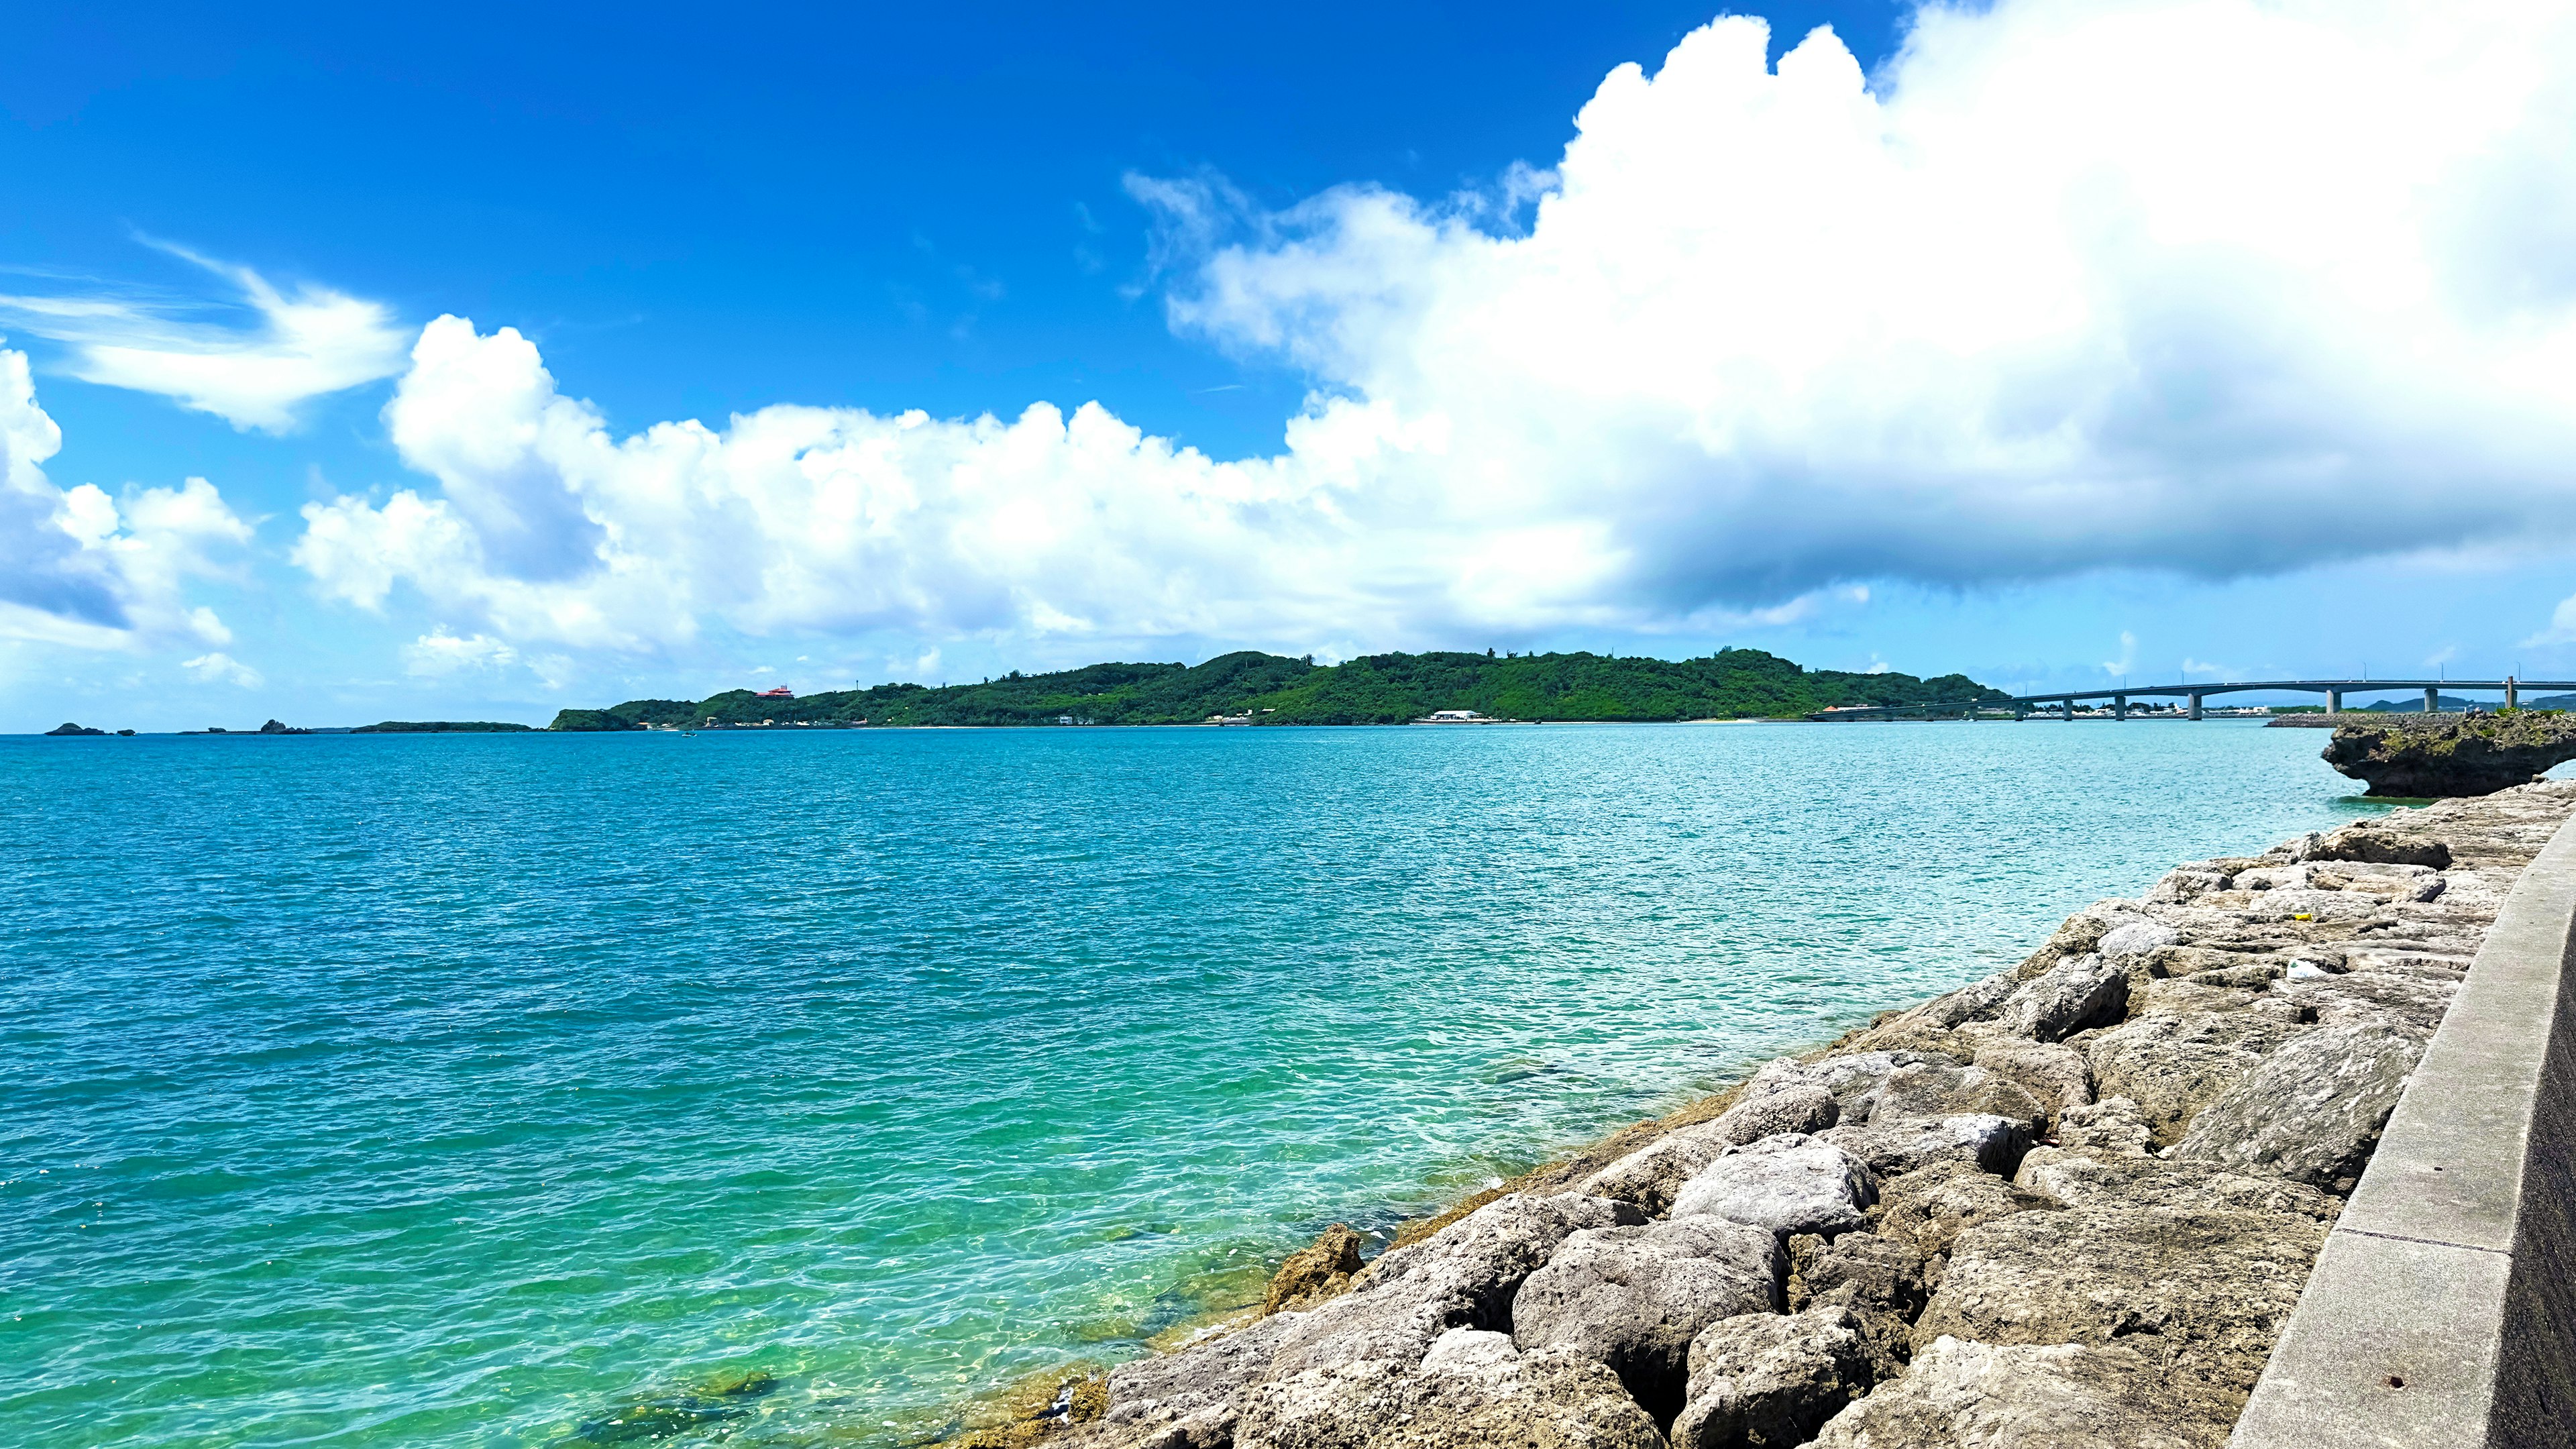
xmin=2232 ymin=812 xmax=2576 ymax=1447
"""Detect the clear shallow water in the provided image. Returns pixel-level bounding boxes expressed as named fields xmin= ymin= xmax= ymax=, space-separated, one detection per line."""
xmin=3 ymin=722 xmax=2386 ymax=1448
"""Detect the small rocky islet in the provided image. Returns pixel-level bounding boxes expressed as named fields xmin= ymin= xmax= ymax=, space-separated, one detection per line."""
xmin=987 ymin=780 xmax=2575 ymax=1449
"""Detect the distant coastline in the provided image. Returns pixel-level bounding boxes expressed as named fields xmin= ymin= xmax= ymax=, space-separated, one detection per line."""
xmin=546 ymin=648 xmax=2006 ymax=732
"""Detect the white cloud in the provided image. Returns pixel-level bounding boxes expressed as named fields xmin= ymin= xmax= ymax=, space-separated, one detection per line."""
xmin=2524 ymin=596 xmax=2576 ymax=647
xmin=0 ymin=242 xmax=407 ymax=432
xmin=402 ymin=628 xmax=521 ymax=676
xmin=289 ymin=1 xmax=2576 ymax=660
xmin=180 ymin=651 xmax=263 ymax=687
xmin=2101 ymin=631 xmax=2138 ymax=676
xmin=0 ymin=345 xmax=254 ymax=649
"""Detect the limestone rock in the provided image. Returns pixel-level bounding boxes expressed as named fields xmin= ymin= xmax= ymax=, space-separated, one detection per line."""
xmin=2010 ymin=908 xmax=2131 ymax=981
xmin=2011 ymin=1146 xmax=2339 ymax=1221
xmin=1746 ymin=1053 xmax=1957 ymax=1125
xmin=1968 ymin=1039 xmax=2092 ymax=1123
xmin=1267 ymin=1226 xmax=1368 ymax=1315
xmin=1909 ymin=971 xmax=2018 ymax=1029
xmin=1996 ymin=953 xmax=2129 ymax=1041
xmin=2320 ymin=712 xmax=2576 ymax=798
xmin=2083 ymin=1012 xmax=2294 ymax=1146
xmin=2048 ymin=1097 xmax=2154 ymax=1156
xmin=1417 ymin=1328 xmax=1518 ymax=1375
xmin=1268 ymin=1193 xmax=1641 ymax=1374
xmin=1106 ymin=1312 xmax=1308 ymax=1432
xmin=1671 ymin=1135 xmax=1877 ymax=1240
xmin=1913 ymin=1204 xmax=2327 ymax=1401
xmin=1787 ymin=1231 xmax=1927 ymax=1381
xmin=2167 ymin=1022 xmax=2422 ymax=1189
xmin=1870 ymin=1064 xmax=2047 ymax=1134
xmin=1712 ymin=1085 xmax=1840 ymax=1144
xmin=1818 ymin=1114 xmax=2028 ymax=1179
xmin=1788 ymin=1232 xmax=1927 ymax=1322
xmin=2292 ymin=818 xmax=2451 ymax=868
xmin=1511 ymin=1217 xmax=1784 ymax=1418
xmin=2284 ymin=970 xmax=2455 ymax=1034
xmin=1872 ymin=1160 xmax=2058 ymax=1260
xmin=1578 ymin=1123 xmax=1735 ymax=1217
xmin=1232 ymin=1338 xmax=1664 ymax=1449
xmin=1670 ymin=1307 xmax=1875 ymax=1449
xmin=2094 ymin=921 xmax=2178 ymax=963
xmin=1806 ymin=1336 xmax=2229 ymax=1449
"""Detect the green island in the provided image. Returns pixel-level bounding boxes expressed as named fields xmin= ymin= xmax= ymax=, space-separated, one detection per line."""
xmin=352 ymin=720 xmax=537 ymax=733
xmin=549 ymin=647 xmax=2006 ymax=730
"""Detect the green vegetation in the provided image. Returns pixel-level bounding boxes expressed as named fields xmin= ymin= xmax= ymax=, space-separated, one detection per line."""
xmin=549 ymin=649 xmax=2006 ymax=731
xmin=352 ymin=720 xmax=536 ymax=733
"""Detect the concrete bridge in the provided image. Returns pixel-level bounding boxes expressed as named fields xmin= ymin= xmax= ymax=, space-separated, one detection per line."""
xmin=1814 ymin=676 xmax=2576 ymax=721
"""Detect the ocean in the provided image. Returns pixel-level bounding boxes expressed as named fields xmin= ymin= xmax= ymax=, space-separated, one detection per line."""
xmin=2 ymin=721 xmax=2385 ymax=1447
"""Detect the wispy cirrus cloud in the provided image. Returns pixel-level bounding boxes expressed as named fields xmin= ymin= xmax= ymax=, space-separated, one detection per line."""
xmin=0 ymin=240 xmax=407 ymax=433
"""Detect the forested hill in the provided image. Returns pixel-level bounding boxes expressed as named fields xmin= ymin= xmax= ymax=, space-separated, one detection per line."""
xmin=549 ymin=649 xmax=2006 ymax=730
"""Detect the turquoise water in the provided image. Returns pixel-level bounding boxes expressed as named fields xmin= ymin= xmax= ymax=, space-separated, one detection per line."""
xmin=4 ymin=722 xmax=2383 ymax=1447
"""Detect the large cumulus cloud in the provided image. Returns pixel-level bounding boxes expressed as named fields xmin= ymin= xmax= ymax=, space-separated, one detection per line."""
xmin=0 ymin=345 xmax=251 ymax=650
xmin=292 ymin=0 xmax=2576 ymax=656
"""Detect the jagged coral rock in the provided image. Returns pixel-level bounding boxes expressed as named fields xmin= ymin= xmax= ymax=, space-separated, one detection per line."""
xmin=2320 ymin=712 xmax=2576 ymax=798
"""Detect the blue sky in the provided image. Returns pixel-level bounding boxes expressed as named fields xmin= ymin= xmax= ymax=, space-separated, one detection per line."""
xmin=6 ymin=0 xmax=2576 ymax=729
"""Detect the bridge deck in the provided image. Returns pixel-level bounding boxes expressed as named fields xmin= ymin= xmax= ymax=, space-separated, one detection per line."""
xmin=1811 ymin=678 xmax=2576 ymax=719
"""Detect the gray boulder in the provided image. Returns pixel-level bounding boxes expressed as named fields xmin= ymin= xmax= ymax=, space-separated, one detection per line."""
xmin=2285 ymin=970 xmax=2455 ymax=1034
xmin=1578 ymin=1124 xmax=1735 ymax=1217
xmin=1872 ymin=1160 xmax=2058 ymax=1260
xmin=2094 ymin=920 xmax=2179 ymax=963
xmin=2052 ymin=1096 xmax=2155 ymax=1155
xmin=1870 ymin=1064 xmax=2049 ymax=1134
xmin=1805 ymin=1335 xmax=2229 ymax=1448
xmin=1788 ymin=1230 xmax=1927 ymax=1382
xmin=1670 ymin=1135 xmax=1877 ymax=1239
xmin=1232 ymin=1338 xmax=1663 ymax=1449
xmin=1670 ymin=1307 xmax=1875 ymax=1449
xmin=2012 ymin=1146 xmax=2340 ymax=1221
xmin=2167 ymin=1022 xmax=2422 ymax=1189
xmin=1267 ymin=1193 xmax=1640 ymax=1375
xmin=2295 ymin=818 xmax=2451 ymax=868
xmin=1789 ymin=1231 xmax=1927 ymax=1321
xmin=1745 ymin=1052 xmax=1958 ymax=1125
xmin=1819 ymin=1114 xmax=2029 ymax=1179
xmin=1104 ymin=1311 xmax=1309 ymax=1438
xmin=1511 ymin=1216 xmax=1785 ymax=1419
xmin=1996 ymin=953 xmax=2129 ymax=1040
xmin=1968 ymin=1038 xmax=2093 ymax=1122
xmin=2083 ymin=1012 xmax=2296 ymax=1146
xmin=1914 ymin=1203 xmax=2328 ymax=1402
xmin=1712 ymin=1085 xmax=1841 ymax=1144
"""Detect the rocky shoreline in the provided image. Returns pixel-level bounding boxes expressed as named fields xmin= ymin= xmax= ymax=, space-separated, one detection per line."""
xmin=991 ymin=781 xmax=2576 ymax=1449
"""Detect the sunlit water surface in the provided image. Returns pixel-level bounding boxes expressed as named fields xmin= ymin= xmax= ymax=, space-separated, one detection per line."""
xmin=3 ymin=722 xmax=2389 ymax=1446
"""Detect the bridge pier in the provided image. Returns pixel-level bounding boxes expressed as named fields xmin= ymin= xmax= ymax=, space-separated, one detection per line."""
xmin=2062 ymin=698 xmax=2076 ymax=722
xmin=2188 ymin=691 xmax=2204 ymax=720
xmin=2425 ymin=686 xmax=2439 ymax=714
xmin=2509 ymin=676 xmax=2520 ymax=709
xmin=2114 ymin=694 xmax=2127 ymax=720
xmin=2326 ymin=688 xmax=2343 ymax=713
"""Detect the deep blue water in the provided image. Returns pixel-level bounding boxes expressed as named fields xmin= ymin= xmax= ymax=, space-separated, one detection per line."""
xmin=1 ymin=722 xmax=2385 ymax=1446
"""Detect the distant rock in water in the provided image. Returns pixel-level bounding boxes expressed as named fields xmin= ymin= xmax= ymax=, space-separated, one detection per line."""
xmin=2320 ymin=711 xmax=2576 ymax=797
xmin=44 ymin=721 xmax=105 ymax=736
xmin=258 ymin=719 xmax=311 ymax=735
